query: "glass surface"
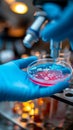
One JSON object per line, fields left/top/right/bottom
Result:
{"left": 27, "top": 58, "right": 72, "bottom": 86}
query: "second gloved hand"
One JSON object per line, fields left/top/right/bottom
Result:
{"left": 0, "top": 56, "right": 69, "bottom": 102}
{"left": 40, "top": 2, "right": 73, "bottom": 49}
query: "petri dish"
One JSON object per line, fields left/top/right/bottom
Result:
{"left": 27, "top": 58, "right": 72, "bottom": 86}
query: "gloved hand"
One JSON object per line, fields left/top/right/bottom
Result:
{"left": 0, "top": 56, "right": 69, "bottom": 102}
{"left": 40, "top": 1, "right": 73, "bottom": 49}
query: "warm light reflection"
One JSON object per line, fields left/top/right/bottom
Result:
{"left": 30, "top": 103, "right": 34, "bottom": 108}
{"left": 21, "top": 54, "right": 29, "bottom": 58}
{"left": 35, "top": 51, "right": 40, "bottom": 57}
{"left": 8, "top": 27, "right": 25, "bottom": 37}
{"left": 10, "top": 2, "right": 28, "bottom": 14}
{"left": 29, "top": 109, "right": 35, "bottom": 116}
{"left": 5, "top": 0, "right": 15, "bottom": 4}
{"left": 25, "top": 106, "right": 31, "bottom": 112}
{"left": 34, "top": 108, "right": 39, "bottom": 115}
{"left": 21, "top": 113, "right": 28, "bottom": 119}
{"left": 38, "top": 98, "right": 44, "bottom": 105}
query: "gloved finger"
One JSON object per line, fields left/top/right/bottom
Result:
{"left": 42, "top": 3, "right": 62, "bottom": 19}
{"left": 13, "top": 56, "right": 38, "bottom": 69}
{"left": 39, "top": 81, "right": 69, "bottom": 97}
{"left": 40, "top": 5, "right": 73, "bottom": 42}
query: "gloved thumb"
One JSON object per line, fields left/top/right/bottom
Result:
{"left": 13, "top": 56, "right": 38, "bottom": 69}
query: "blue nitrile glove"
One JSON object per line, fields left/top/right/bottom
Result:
{"left": 40, "top": 1, "right": 73, "bottom": 49}
{"left": 0, "top": 56, "right": 69, "bottom": 102}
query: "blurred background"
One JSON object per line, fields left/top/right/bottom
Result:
{"left": 0, "top": 0, "right": 51, "bottom": 64}
{"left": 0, "top": 0, "right": 73, "bottom": 130}
{"left": 0, "top": 0, "right": 70, "bottom": 64}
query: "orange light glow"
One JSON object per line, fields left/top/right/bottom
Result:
{"left": 30, "top": 103, "right": 34, "bottom": 108}
{"left": 5, "top": 0, "right": 15, "bottom": 4}
{"left": 35, "top": 51, "right": 40, "bottom": 57}
{"left": 21, "top": 54, "right": 29, "bottom": 58}
{"left": 21, "top": 113, "right": 28, "bottom": 119}
{"left": 22, "top": 106, "right": 31, "bottom": 112}
{"left": 38, "top": 99, "right": 44, "bottom": 105}
{"left": 29, "top": 109, "right": 34, "bottom": 116}
{"left": 10, "top": 2, "right": 28, "bottom": 14}
{"left": 34, "top": 108, "right": 39, "bottom": 115}
{"left": 8, "top": 27, "right": 25, "bottom": 37}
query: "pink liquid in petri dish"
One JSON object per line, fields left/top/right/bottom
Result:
{"left": 28, "top": 62, "right": 71, "bottom": 86}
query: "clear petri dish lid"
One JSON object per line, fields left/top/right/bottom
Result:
{"left": 27, "top": 58, "right": 73, "bottom": 86}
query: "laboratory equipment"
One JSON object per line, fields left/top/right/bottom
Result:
{"left": 23, "top": 0, "right": 68, "bottom": 60}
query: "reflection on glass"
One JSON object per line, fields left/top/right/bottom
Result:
{"left": 27, "top": 58, "right": 72, "bottom": 86}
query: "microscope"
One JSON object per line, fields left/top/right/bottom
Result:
{"left": 23, "top": 0, "right": 68, "bottom": 60}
